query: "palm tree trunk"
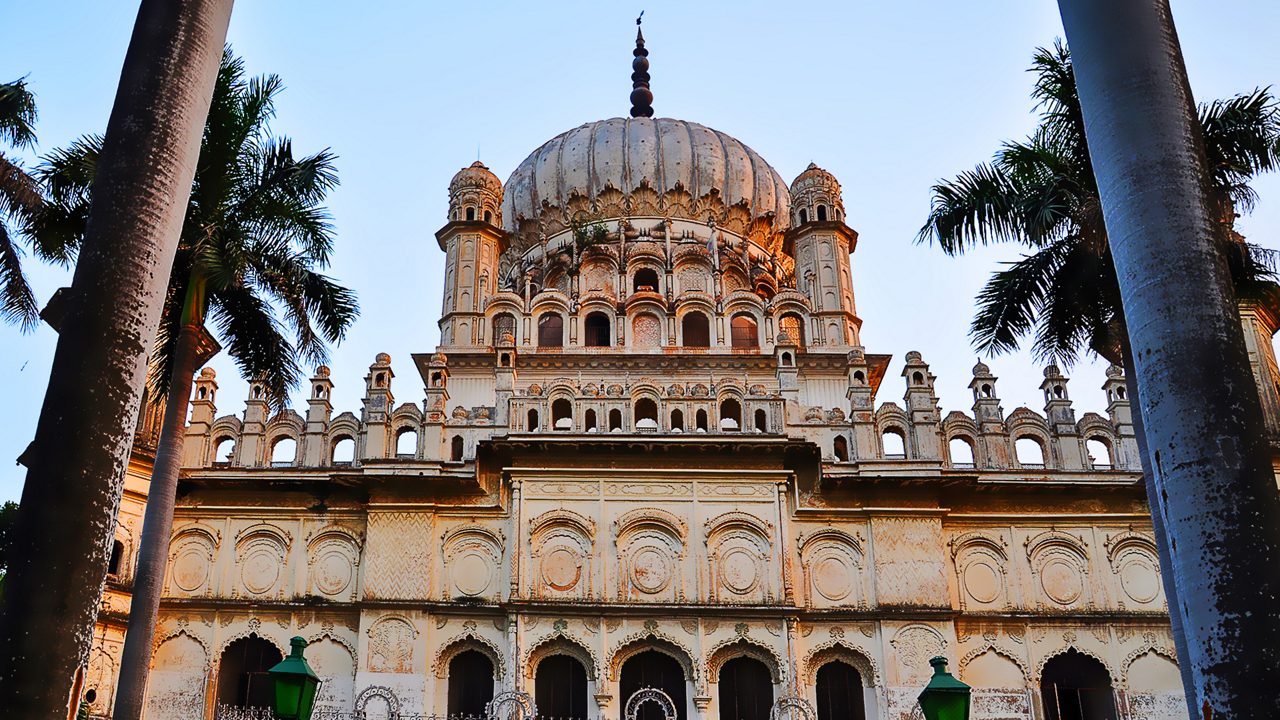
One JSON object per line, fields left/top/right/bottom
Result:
{"left": 1120, "top": 332, "right": 1197, "bottom": 717}
{"left": 112, "top": 315, "right": 216, "bottom": 720}
{"left": 1059, "top": 0, "right": 1280, "bottom": 714}
{"left": 0, "top": 2, "right": 233, "bottom": 718}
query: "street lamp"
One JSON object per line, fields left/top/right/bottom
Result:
{"left": 269, "top": 636, "right": 320, "bottom": 720}
{"left": 917, "top": 655, "right": 971, "bottom": 720}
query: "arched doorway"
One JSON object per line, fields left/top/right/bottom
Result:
{"left": 1041, "top": 650, "right": 1118, "bottom": 720}
{"left": 447, "top": 650, "right": 494, "bottom": 716}
{"left": 216, "top": 637, "right": 283, "bottom": 709}
{"left": 815, "top": 661, "right": 864, "bottom": 720}
{"left": 535, "top": 654, "right": 589, "bottom": 719}
{"left": 718, "top": 656, "right": 772, "bottom": 720}
{"left": 621, "top": 650, "right": 687, "bottom": 720}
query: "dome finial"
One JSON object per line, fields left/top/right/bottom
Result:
{"left": 630, "top": 12, "right": 654, "bottom": 118}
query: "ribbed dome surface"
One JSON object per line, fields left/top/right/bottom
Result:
{"left": 501, "top": 117, "right": 790, "bottom": 232}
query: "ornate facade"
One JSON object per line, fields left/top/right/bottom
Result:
{"left": 84, "top": 32, "right": 1280, "bottom": 720}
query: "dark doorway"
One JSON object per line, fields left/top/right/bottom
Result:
{"left": 621, "top": 650, "right": 686, "bottom": 720}
{"left": 682, "top": 312, "right": 711, "bottom": 348}
{"left": 815, "top": 661, "right": 864, "bottom": 720}
{"left": 216, "top": 637, "right": 283, "bottom": 709}
{"left": 447, "top": 650, "right": 495, "bottom": 716}
{"left": 538, "top": 313, "right": 564, "bottom": 347}
{"left": 584, "top": 312, "right": 612, "bottom": 347}
{"left": 718, "top": 656, "right": 773, "bottom": 720}
{"left": 535, "top": 655, "right": 589, "bottom": 720}
{"left": 1041, "top": 650, "right": 1119, "bottom": 720}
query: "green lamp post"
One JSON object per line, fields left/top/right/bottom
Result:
{"left": 269, "top": 636, "right": 321, "bottom": 720}
{"left": 917, "top": 656, "right": 971, "bottom": 720}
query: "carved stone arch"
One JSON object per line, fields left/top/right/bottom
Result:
{"left": 705, "top": 512, "right": 774, "bottom": 602}
{"left": 1076, "top": 412, "right": 1117, "bottom": 439}
{"left": 614, "top": 508, "right": 688, "bottom": 544}
{"left": 217, "top": 621, "right": 288, "bottom": 659}
{"left": 802, "top": 640, "right": 880, "bottom": 687}
{"left": 1033, "top": 644, "right": 1116, "bottom": 685}
{"left": 391, "top": 402, "right": 423, "bottom": 425}
{"left": 1025, "top": 530, "right": 1091, "bottom": 607}
{"left": 441, "top": 524, "right": 506, "bottom": 554}
{"left": 797, "top": 528, "right": 863, "bottom": 557}
{"left": 1121, "top": 640, "right": 1179, "bottom": 688}
{"left": 530, "top": 509, "right": 596, "bottom": 542}
{"left": 1024, "top": 530, "right": 1088, "bottom": 561}
{"left": 705, "top": 511, "right": 773, "bottom": 545}
{"left": 441, "top": 525, "right": 505, "bottom": 599}
{"left": 354, "top": 685, "right": 401, "bottom": 716}
{"left": 153, "top": 624, "right": 212, "bottom": 664}
{"left": 949, "top": 531, "right": 1009, "bottom": 561}
{"left": 307, "top": 629, "right": 358, "bottom": 666}
{"left": 1105, "top": 530, "right": 1163, "bottom": 605}
{"left": 530, "top": 510, "right": 595, "bottom": 597}
{"left": 523, "top": 630, "right": 599, "bottom": 681}
{"left": 306, "top": 524, "right": 364, "bottom": 552}
{"left": 305, "top": 526, "right": 362, "bottom": 598}
{"left": 625, "top": 687, "right": 677, "bottom": 720}
{"left": 235, "top": 522, "right": 292, "bottom": 551}
{"left": 608, "top": 631, "right": 698, "bottom": 686}
{"left": 167, "top": 524, "right": 220, "bottom": 595}
{"left": 530, "top": 291, "right": 572, "bottom": 315}
{"left": 434, "top": 632, "right": 507, "bottom": 680}
{"left": 798, "top": 529, "right": 866, "bottom": 607}
{"left": 707, "top": 636, "right": 785, "bottom": 684}
{"left": 1104, "top": 530, "right": 1157, "bottom": 565}
{"left": 958, "top": 643, "right": 1029, "bottom": 683}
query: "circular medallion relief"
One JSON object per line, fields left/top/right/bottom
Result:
{"left": 720, "top": 548, "right": 759, "bottom": 595}
{"left": 241, "top": 547, "right": 281, "bottom": 595}
{"left": 811, "top": 555, "right": 853, "bottom": 601}
{"left": 172, "top": 548, "right": 210, "bottom": 592}
{"left": 1040, "top": 558, "right": 1083, "bottom": 605}
{"left": 541, "top": 546, "right": 582, "bottom": 591}
{"left": 453, "top": 552, "right": 493, "bottom": 596}
{"left": 630, "top": 546, "right": 672, "bottom": 594}
{"left": 1119, "top": 556, "right": 1160, "bottom": 603}
{"left": 314, "top": 549, "right": 353, "bottom": 596}
{"left": 962, "top": 561, "right": 1001, "bottom": 604}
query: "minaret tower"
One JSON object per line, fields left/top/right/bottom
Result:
{"left": 787, "top": 163, "right": 861, "bottom": 348}
{"left": 436, "top": 161, "right": 507, "bottom": 347}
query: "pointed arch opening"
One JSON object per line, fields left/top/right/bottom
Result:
{"left": 447, "top": 650, "right": 494, "bottom": 716}
{"left": 620, "top": 650, "right": 687, "bottom": 720}
{"left": 718, "top": 656, "right": 773, "bottom": 720}
{"left": 216, "top": 637, "right": 282, "bottom": 709}
{"left": 534, "top": 654, "right": 589, "bottom": 720}
{"left": 816, "top": 660, "right": 864, "bottom": 720}
{"left": 1041, "top": 649, "right": 1117, "bottom": 720}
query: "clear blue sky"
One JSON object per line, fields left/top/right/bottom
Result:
{"left": 2, "top": 2, "right": 1278, "bottom": 502}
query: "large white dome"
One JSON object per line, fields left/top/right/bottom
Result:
{"left": 501, "top": 117, "right": 790, "bottom": 233}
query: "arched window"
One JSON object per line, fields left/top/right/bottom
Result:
{"left": 633, "top": 268, "right": 660, "bottom": 293}
{"left": 609, "top": 409, "right": 623, "bottom": 432}
{"left": 730, "top": 313, "right": 759, "bottom": 348}
{"left": 635, "top": 398, "right": 658, "bottom": 430}
{"left": 447, "top": 650, "right": 494, "bottom": 716}
{"left": 1086, "top": 437, "right": 1112, "bottom": 469}
{"left": 682, "top": 312, "right": 711, "bottom": 348}
{"left": 799, "top": 208, "right": 809, "bottom": 223}
{"left": 216, "top": 637, "right": 283, "bottom": 709}
{"left": 621, "top": 651, "right": 686, "bottom": 720}
{"left": 270, "top": 437, "right": 296, "bottom": 467}
{"left": 535, "top": 655, "right": 588, "bottom": 720}
{"left": 213, "top": 437, "right": 236, "bottom": 465}
{"left": 332, "top": 437, "right": 355, "bottom": 465}
{"left": 718, "top": 656, "right": 773, "bottom": 720}
{"left": 779, "top": 313, "right": 805, "bottom": 346}
{"left": 833, "top": 435, "right": 849, "bottom": 461}
{"left": 451, "top": 435, "right": 464, "bottom": 461}
{"left": 980, "top": 383, "right": 994, "bottom": 398}
{"left": 882, "top": 430, "right": 906, "bottom": 459}
{"left": 696, "top": 409, "right": 709, "bottom": 432}
{"left": 538, "top": 313, "right": 564, "bottom": 347}
{"left": 483, "top": 209, "right": 492, "bottom": 224}
{"left": 499, "top": 352, "right": 512, "bottom": 367}
{"left": 949, "top": 437, "right": 975, "bottom": 468}
{"left": 107, "top": 540, "right": 124, "bottom": 577}
{"left": 817, "top": 205, "right": 828, "bottom": 221}
{"left": 553, "top": 398, "right": 573, "bottom": 430}
{"left": 719, "top": 398, "right": 742, "bottom": 431}
{"left": 584, "top": 312, "right": 612, "bottom": 347}
{"left": 1041, "top": 650, "right": 1118, "bottom": 720}
{"left": 912, "top": 371, "right": 925, "bottom": 385}
{"left": 585, "top": 409, "right": 598, "bottom": 432}
{"left": 816, "top": 661, "right": 864, "bottom": 720}
{"left": 781, "top": 352, "right": 794, "bottom": 367}
{"left": 670, "top": 409, "right": 684, "bottom": 432}
{"left": 1015, "top": 436, "right": 1045, "bottom": 468}
{"left": 492, "top": 313, "right": 516, "bottom": 344}
{"left": 527, "top": 408, "right": 540, "bottom": 432}
{"left": 754, "top": 408, "right": 768, "bottom": 432}
{"left": 396, "top": 428, "right": 417, "bottom": 457}
{"left": 465, "top": 207, "right": 476, "bottom": 221}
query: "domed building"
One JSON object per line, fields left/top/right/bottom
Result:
{"left": 87, "top": 21, "right": 1279, "bottom": 720}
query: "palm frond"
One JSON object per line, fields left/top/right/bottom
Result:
{"left": 0, "top": 79, "right": 38, "bottom": 150}
{"left": 917, "top": 162, "right": 1025, "bottom": 253}
{"left": 0, "top": 152, "right": 42, "bottom": 218}
{"left": 0, "top": 220, "right": 38, "bottom": 330}
{"left": 209, "top": 284, "right": 300, "bottom": 410}
{"left": 970, "top": 238, "right": 1076, "bottom": 356}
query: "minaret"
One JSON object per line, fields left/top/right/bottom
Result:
{"left": 630, "top": 14, "right": 653, "bottom": 118}
{"left": 436, "top": 162, "right": 506, "bottom": 348}
{"left": 787, "top": 163, "right": 860, "bottom": 348}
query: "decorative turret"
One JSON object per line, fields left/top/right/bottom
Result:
{"left": 184, "top": 368, "right": 219, "bottom": 467}
{"left": 240, "top": 377, "right": 270, "bottom": 467}
{"left": 902, "top": 351, "right": 942, "bottom": 459}
{"left": 1041, "top": 365, "right": 1084, "bottom": 469}
{"left": 629, "top": 14, "right": 653, "bottom": 118}
{"left": 303, "top": 366, "right": 334, "bottom": 465}
{"left": 361, "top": 353, "right": 395, "bottom": 460}
{"left": 1103, "top": 364, "right": 1132, "bottom": 430}
{"left": 448, "top": 161, "right": 502, "bottom": 226}
{"left": 438, "top": 163, "right": 508, "bottom": 348}
{"left": 969, "top": 360, "right": 1010, "bottom": 468}
{"left": 786, "top": 163, "right": 860, "bottom": 348}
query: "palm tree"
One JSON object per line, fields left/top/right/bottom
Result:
{"left": 0, "top": 78, "right": 45, "bottom": 330}
{"left": 0, "top": 0, "right": 234, "bottom": 716}
{"left": 919, "top": 35, "right": 1280, "bottom": 712}
{"left": 30, "top": 49, "right": 358, "bottom": 720}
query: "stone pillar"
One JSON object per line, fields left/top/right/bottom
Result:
{"left": 1041, "top": 364, "right": 1084, "bottom": 469}
{"left": 239, "top": 378, "right": 269, "bottom": 467}
{"left": 969, "top": 361, "right": 1010, "bottom": 469}
{"left": 902, "top": 351, "right": 942, "bottom": 460}
{"left": 361, "top": 353, "right": 394, "bottom": 460}
{"left": 183, "top": 368, "right": 219, "bottom": 466}
{"left": 303, "top": 366, "right": 334, "bottom": 466}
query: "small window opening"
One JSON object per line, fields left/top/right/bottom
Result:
{"left": 633, "top": 268, "right": 660, "bottom": 293}
{"left": 853, "top": 370, "right": 865, "bottom": 383}
{"left": 538, "top": 313, "right": 564, "bottom": 347}
{"left": 696, "top": 409, "right": 709, "bottom": 432}
{"left": 981, "top": 383, "right": 993, "bottom": 398}
{"left": 107, "top": 540, "right": 124, "bottom": 577}
{"left": 799, "top": 208, "right": 808, "bottom": 224}
{"left": 585, "top": 409, "right": 598, "bottom": 432}
{"left": 882, "top": 430, "right": 906, "bottom": 459}
{"left": 609, "top": 408, "right": 623, "bottom": 432}
{"left": 1015, "top": 436, "right": 1046, "bottom": 468}
{"left": 584, "top": 312, "right": 612, "bottom": 347}
{"left": 332, "top": 437, "right": 355, "bottom": 465}
{"left": 1116, "top": 386, "right": 1127, "bottom": 400}
{"left": 500, "top": 353, "right": 511, "bottom": 367}
{"left": 252, "top": 385, "right": 263, "bottom": 399}
{"left": 466, "top": 207, "right": 475, "bottom": 221}
{"left": 912, "top": 371, "right": 924, "bottom": 385}
{"left": 635, "top": 398, "right": 659, "bottom": 431}
{"left": 670, "top": 409, "right": 684, "bottom": 432}
{"left": 719, "top": 398, "right": 742, "bottom": 431}
{"left": 949, "top": 437, "right": 975, "bottom": 468}
{"left": 730, "top": 313, "right": 759, "bottom": 349}
{"left": 451, "top": 435, "right": 465, "bottom": 461}
{"left": 493, "top": 313, "right": 516, "bottom": 345}
{"left": 396, "top": 429, "right": 418, "bottom": 457}
{"left": 817, "top": 205, "right": 828, "bottom": 221}
{"left": 1054, "top": 384, "right": 1065, "bottom": 399}
{"left": 782, "top": 352, "right": 794, "bottom": 367}
{"left": 833, "top": 435, "right": 849, "bottom": 461}
{"left": 271, "top": 437, "right": 297, "bottom": 467}
{"left": 527, "top": 409, "right": 540, "bottom": 432}
{"left": 198, "top": 387, "right": 208, "bottom": 399}
{"left": 754, "top": 408, "right": 768, "bottom": 432}
{"left": 431, "top": 371, "right": 443, "bottom": 387}
{"left": 682, "top": 312, "right": 711, "bottom": 348}
{"left": 552, "top": 398, "right": 573, "bottom": 430}
{"left": 1086, "top": 437, "right": 1113, "bottom": 469}
{"left": 483, "top": 210, "right": 492, "bottom": 223}
{"left": 213, "top": 437, "right": 236, "bottom": 465}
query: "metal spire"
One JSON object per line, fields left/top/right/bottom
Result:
{"left": 630, "top": 12, "right": 654, "bottom": 118}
